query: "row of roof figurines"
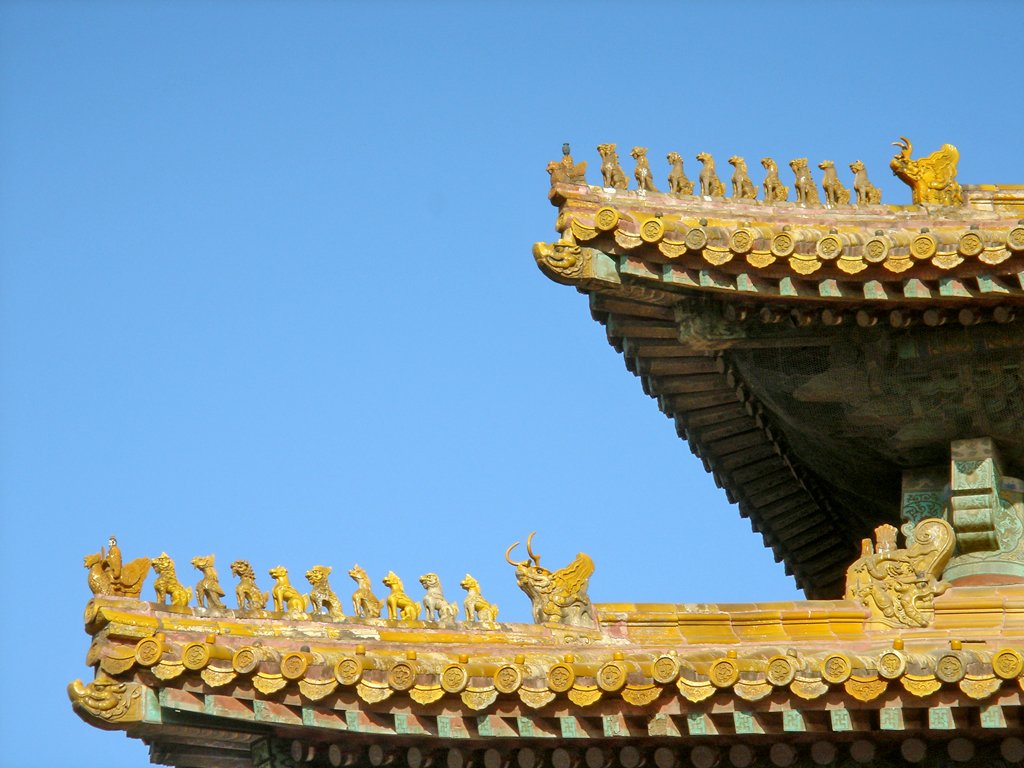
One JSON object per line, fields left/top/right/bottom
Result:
{"left": 548, "top": 137, "right": 963, "bottom": 207}
{"left": 84, "top": 533, "right": 598, "bottom": 628}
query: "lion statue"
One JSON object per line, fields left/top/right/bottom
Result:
{"left": 151, "top": 552, "right": 192, "bottom": 608}
{"left": 761, "top": 157, "right": 789, "bottom": 202}
{"left": 419, "top": 572, "right": 458, "bottom": 622}
{"left": 269, "top": 566, "right": 308, "bottom": 618}
{"left": 460, "top": 574, "right": 498, "bottom": 622}
{"left": 728, "top": 156, "right": 757, "bottom": 200}
{"left": 348, "top": 564, "right": 382, "bottom": 619}
{"left": 306, "top": 565, "right": 345, "bottom": 620}
{"left": 666, "top": 152, "right": 694, "bottom": 196}
{"left": 695, "top": 152, "right": 725, "bottom": 197}
{"left": 818, "top": 160, "right": 851, "bottom": 206}
{"left": 191, "top": 554, "right": 226, "bottom": 610}
{"left": 382, "top": 571, "right": 420, "bottom": 621}
{"left": 230, "top": 559, "right": 268, "bottom": 612}
{"left": 597, "top": 143, "right": 628, "bottom": 190}
{"left": 790, "top": 158, "right": 821, "bottom": 205}
{"left": 850, "top": 160, "right": 882, "bottom": 205}
{"left": 630, "top": 146, "right": 658, "bottom": 193}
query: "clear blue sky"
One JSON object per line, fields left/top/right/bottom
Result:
{"left": 2, "top": 3, "right": 1022, "bottom": 766}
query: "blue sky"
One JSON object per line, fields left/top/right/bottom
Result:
{"left": 2, "top": 3, "right": 1023, "bottom": 766}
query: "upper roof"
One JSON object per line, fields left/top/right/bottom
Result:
{"left": 536, "top": 143, "right": 1024, "bottom": 597}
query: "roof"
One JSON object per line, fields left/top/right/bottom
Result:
{"left": 536, "top": 147, "right": 1024, "bottom": 598}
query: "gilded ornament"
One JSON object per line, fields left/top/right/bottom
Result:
{"left": 519, "top": 688, "right": 556, "bottom": 709}
{"left": 68, "top": 676, "right": 145, "bottom": 725}
{"left": 597, "top": 144, "right": 629, "bottom": 190}
{"left": 420, "top": 573, "right": 458, "bottom": 622}
{"left": 269, "top": 566, "right": 308, "bottom": 617}
{"left": 533, "top": 241, "right": 590, "bottom": 284}
{"left": 441, "top": 664, "right": 469, "bottom": 694}
{"left": 613, "top": 229, "right": 642, "bottom": 250}
{"left": 621, "top": 686, "right": 660, "bottom": 707}
{"left": 135, "top": 636, "right": 164, "bottom": 668}
{"left": 191, "top": 555, "right": 225, "bottom": 610}
{"left": 770, "top": 232, "right": 796, "bottom": 258}
{"left": 790, "top": 158, "right": 820, "bottom": 205}
{"left": 594, "top": 207, "right": 619, "bottom": 232}
{"left": 910, "top": 232, "right": 938, "bottom": 259}
{"left": 702, "top": 246, "right": 733, "bottom": 267}
{"left": 844, "top": 518, "right": 954, "bottom": 628}
{"left": 765, "top": 656, "right": 796, "bottom": 687}
{"left": 676, "top": 678, "right": 715, "bottom": 702}
{"left": 631, "top": 147, "right": 658, "bottom": 193}
{"left": 298, "top": 677, "right": 338, "bottom": 701}
{"left": 818, "top": 161, "right": 850, "bottom": 206}
{"left": 307, "top": 565, "right": 345, "bottom": 620}
{"left": 992, "top": 648, "right": 1024, "bottom": 680}
{"left": 958, "top": 231, "right": 985, "bottom": 257}
{"left": 652, "top": 655, "right": 681, "bottom": 685}
{"left": 863, "top": 236, "right": 889, "bottom": 263}
{"left": 84, "top": 536, "right": 150, "bottom": 599}
{"left": 100, "top": 647, "right": 137, "bottom": 676}
{"left": 183, "top": 641, "right": 213, "bottom": 671}
{"left": 728, "top": 157, "right": 757, "bottom": 200}
{"left": 231, "top": 560, "right": 269, "bottom": 613}
{"left": 547, "top": 144, "right": 587, "bottom": 187}
{"left": 931, "top": 251, "right": 963, "bottom": 270}
{"left": 844, "top": 675, "right": 887, "bottom": 702}
{"left": 850, "top": 160, "right": 882, "bottom": 205}
{"left": 821, "top": 654, "right": 852, "bottom": 684}
{"left": 494, "top": 665, "right": 522, "bottom": 694}
{"left": 409, "top": 686, "right": 445, "bottom": 705}
{"left": 348, "top": 564, "right": 382, "bottom": 619}
{"left": 684, "top": 228, "right": 708, "bottom": 252}
{"left": 876, "top": 650, "right": 907, "bottom": 680}
{"left": 461, "top": 574, "right": 499, "bottom": 622}
{"left": 640, "top": 217, "right": 665, "bottom": 244}
{"left": 570, "top": 218, "right": 598, "bottom": 241}
{"left": 959, "top": 675, "right": 1001, "bottom": 700}
{"left": 815, "top": 234, "right": 843, "bottom": 260}
{"left": 356, "top": 680, "right": 394, "bottom": 704}
{"left": 547, "top": 663, "right": 575, "bottom": 693}
{"left": 1007, "top": 225, "right": 1024, "bottom": 252}
{"left": 280, "top": 652, "right": 310, "bottom": 680}
{"left": 597, "top": 661, "right": 628, "bottom": 693}
{"left": 334, "top": 656, "right": 364, "bottom": 686}
{"left": 388, "top": 661, "right": 416, "bottom": 691}
{"left": 660, "top": 240, "right": 688, "bottom": 259}
{"left": 936, "top": 653, "right": 965, "bottom": 683}
{"left": 253, "top": 674, "right": 292, "bottom": 698}
{"left": 695, "top": 152, "right": 726, "bottom": 197}
{"left": 567, "top": 687, "right": 602, "bottom": 707}
{"left": 382, "top": 571, "right": 421, "bottom": 621}
{"left": 735, "top": 681, "right": 773, "bottom": 701}
{"left": 790, "top": 678, "right": 828, "bottom": 700}
{"left": 708, "top": 658, "right": 739, "bottom": 688}
{"left": 200, "top": 667, "right": 236, "bottom": 688}
{"left": 761, "top": 158, "right": 789, "bottom": 203}
{"left": 883, "top": 256, "right": 913, "bottom": 273}
{"left": 836, "top": 255, "right": 867, "bottom": 274}
{"left": 901, "top": 674, "right": 941, "bottom": 697}
{"left": 666, "top": 152, "right": 694, "bottom": 196}
{"left": 788, "top": 256, "right": 822, "bottom": 275}
{"left": 151, "top": 660, "right": 185, "bottom": 681}
{"left": 890, "top": 137, "right": 962, "bottom": 206}
{"left": 506, "top": 533, "right": 595, "bottom": 628}
{"left": 152, "top": 553, "right": 193, "bottom": 608}
{"left": 232, "top": 646, "right": 262, "bottom": 675}
{"left": 729, "top": 229, "right": 754, "bottom": 255}
{"left": 461, "top": 688, "right": 498, "bottom": 710}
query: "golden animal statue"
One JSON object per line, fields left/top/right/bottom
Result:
{"left": 695, "top": 152, "right": 726, "bottom": 197}
{"left": 382, "top": 571, "right": 421, "bottom": 621}
{"left": 817, "top": 160, "right": 851, "bottom": 206}
{"left": 419, "top": 572, "right": 458, "bottom": 622}
{"left": 666, "top": 152, "right": 694, "bottom": 196}
{"left": 460, "top": 574, "right": 499, "bottom": 622}
{"left": 306, "top": 565, "right": 345, "bottom": 620}
{"left": 230, "top": 559, "right": 268, "bottom": 612}
{"left": 547, "top": 143, "right": 587, "bottom": 186}
{"left": 849, "top": 160, "right": 882, "bottom": 205}
{"left": 84, "top": 536, "right": 149, "bottom": 598}
{"left": 348, "top": 564, "right": 382, "bottom": 619}
{"left": 790, "top": 158, "right": 821, "bottom": 205}
{"left": 596, "top": 143, "right": 628, "bottom": 190}
{"left": 506, "top": 532, "right": 595, "bottom": 628}
{"left": 151, "top": 553, "right": 192, "bottom": 608}
{"left": 890, "top": 136, "right": 962, "bottom": 205}
{"left": 845, "top": 518, "right": 955, "bottom": 628}
{"left": 191, "top": 554, "right": 225, "bottom": 610}
{"left": 728, "top": 156, "right": 758, "bottom": 200}
{"left": 67, "top": 673, "right": 144, "bottom": 724}
{"left": 268, "top": 566, "right": 308, "bottom": 617}
{"left": 630, "top": 146, "right": 659, "bottom": 193}
{"left": 760, "top": 157, "right": 789, "bottom": 202}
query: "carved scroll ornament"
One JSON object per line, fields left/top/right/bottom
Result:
{"left": 845, "top": 518, "right": 955, "bottom": 628}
